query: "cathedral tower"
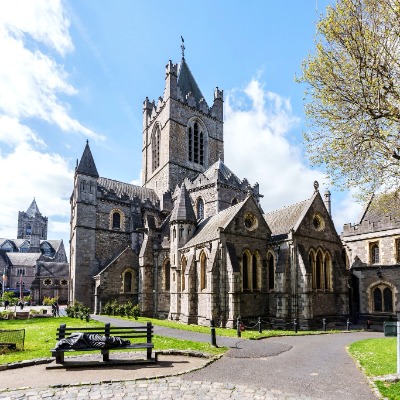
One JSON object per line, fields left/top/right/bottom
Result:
{"left": 17, "top": 199, "right": 48, "bottom": 252}
{"left": 142, "top": 49, "right": 224, "bottom": 204}
{"left": 70, "top": 141, "right": 99, "bottom": 306}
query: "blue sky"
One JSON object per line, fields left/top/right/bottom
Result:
{"left": 0, "top": 0, "right": 363, "bottom": 257}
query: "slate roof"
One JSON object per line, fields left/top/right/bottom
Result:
{"left": 358, "top": 194, "right": 400, "bottom": 224}
{"left": 0, "top": 239, "right": 61, "bottom": 252}
{"left": 203, "top": 159, "right": 242, "bottom": 186}
{"left": 171, "top": 183, "right": 196, "bottom": 223}
{"left": 77, "top": 141, "right": 99, "bottom": 178}
{"left": 182, "top": 201, "right": 244, "bottom": 248}
{"left": 97, "top": 177, "right": 159, "bottom": 205}
{"left": 7, "top": 253, "right": 42, "bottom": 266}
{"left": 26, "top": 198, "right": 41, "bottom": 217}
{"left": 177, "top": 58, "right": 206, "bottom": 107}
{"left": 264, "top": 198, "right": 312, "bottom": 236}
{"left": 36, "top": 261, "right": 69, "bottom": 277}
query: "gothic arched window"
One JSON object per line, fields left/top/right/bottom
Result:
{"left": 370, "top": 243, "right": 380, "bottom": 264}
{"left": 188, "top": 120, "right": 205, "bottom": 166}
{"left": 112, "top": 212, "right": 121, "bottom": 229}
{"left": 231, "top": 198, "right": 239, "bottom": 206}
{"left": 200, "top": 252, "right": 207, "bottom": 290}
{"left": 316, "top": 251, "right": 323, "bottom": 290}
{"left": 26, "top": 224, "right": 32, "bottom": 235}
{"left": 197, "top": 198, "right": 204, "bottom": 220}
{"left": 242, "top": 252, "right": 251, "bottom": 291}
{"left": 384, "top": 287, "right": 393, "bottom": 312}
{"left": 252, "top": 253, "right": 258, "bottom": 290}
{"left": 181, "top": 257, "right": 187, "bottom": 291}
{"left": 324, "top": 252, "right": 332, "bottom": 290}
{"left": 373, "top": 287, "right": 382, "bottom": 312}
{"left": 268, "top": 252, "right": 275, "bottom": 290}
{"left": 152, "top": 126, "right": 161, "bottom": 172}
{"left": 124, "top": 271, "right": 133, "bottom": 292}
{"left": 164, "top": 260, "right": 170, "bottom": 291}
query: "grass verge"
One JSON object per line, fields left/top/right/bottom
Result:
{"left": 0, "top": 317, "right": 225, "bottom": 365}
{"left": 348, "top": 337, "right": 399, "bottom": 400}
{"left": 109, "top": 315, "right": 343, "bottom": 339}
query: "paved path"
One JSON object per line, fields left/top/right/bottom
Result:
{"left": 0, "top": 315, "right": 382, "bottom": 399}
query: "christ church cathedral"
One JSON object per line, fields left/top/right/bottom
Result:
{"left": 69, "top": 49, "right": 350, "bottom": 328}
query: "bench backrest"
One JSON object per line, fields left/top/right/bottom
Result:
{"left": 56, "top": 322, "right": 153, "bottom": 344}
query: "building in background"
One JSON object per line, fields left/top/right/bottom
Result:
{"left": 342, "top": 195, "right": 400, "bottom": 324}
{"left": 0, "top": 199, "right": 69, "bottom": 303}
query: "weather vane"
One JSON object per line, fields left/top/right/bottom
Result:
{"left": 181, "top": 36, "right": 185, "bottom": 58}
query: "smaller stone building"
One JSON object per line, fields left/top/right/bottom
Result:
{"left": 0, "top": 200, "right": 69, "bottom": 303}
{"left": 342, "top": 195, "right": 400, "bottom": 323}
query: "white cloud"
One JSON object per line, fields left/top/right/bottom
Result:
{"left": 0, "top": 143, "right": 73, "bottom": 241}
{"left": 224, "top": 79, "right": 363, "bottom": 232}
{"left": 0, "top": 1, "right": 104, "bottom": 141}
{"left": 0, "top": 0, "right": 102, "bottom": 258}
{"left": 225, "top": 79, "right": 326, "bottom": 212}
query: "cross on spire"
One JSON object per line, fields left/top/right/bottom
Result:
{"left": 181, "top": 36, "right": 185, "bottom": 58}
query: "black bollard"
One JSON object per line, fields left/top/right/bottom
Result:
{"left": 294, "top": 318, "right": 298, "bottom": 333}
{"left": 210, "top": 319, "right": 217, "bottom": 347}
{"left": 258, "top": 317, "right": 262, "bottom": 333}
{"left": 346, "top": 318, "right": 351, "bottom": 331}
{"left": 237, "top": 317, "right": 241, "bottom": 338}
{"left": 367, "top": 320, "right": 371, "bottom": 330}
{"left": 323, "top": 318, "right": 326, "bottom": 332}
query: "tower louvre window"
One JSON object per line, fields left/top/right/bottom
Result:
{"left": 152, "top": 127, "right": 161, "bottom": 172}
{"left": 188, "top": 120, "right": 205, "bottom": 166}
{"left": 188, "top": 127, "right": 192, "bottom": 161}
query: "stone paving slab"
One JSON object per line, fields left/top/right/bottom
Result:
{"left": 0, "top": 353, "right": 211, "bottom": 391}
{"left": 0, "top": 378, "right": 321, "bottom": 400}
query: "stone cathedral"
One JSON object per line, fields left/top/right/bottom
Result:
{"left": 70, "top": 51, "right": 349, "bottom": 328}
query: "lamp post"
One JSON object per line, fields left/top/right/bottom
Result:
{"left": 396, "top": 302, "right": 400, "bottom": 374}
{"left": 153, "top": 241, "right": 159, "bottom": 319}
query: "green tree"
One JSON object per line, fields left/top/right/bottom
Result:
{"left": 299, "top": 0, "right": 400, "bottom": 200}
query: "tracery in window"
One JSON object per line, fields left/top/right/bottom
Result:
{"left": 310, "top": 249, "right": 332, "bottom": 291}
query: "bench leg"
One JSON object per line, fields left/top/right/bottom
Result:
{"left": 102, "top": 349, "right": 109, "bottom": 362}
{"left": 55, "top": 352, "right": 64, "bottom": 364}
{"left": 147, "top": 347, "right": 152, "bottom": 360}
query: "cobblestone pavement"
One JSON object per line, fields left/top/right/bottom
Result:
{"left": 0, "top": 378, "right": 321, "bottom": 399}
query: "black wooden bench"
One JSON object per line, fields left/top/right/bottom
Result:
{"left": 49, "top": 322, "right": 157, "bottom": 367}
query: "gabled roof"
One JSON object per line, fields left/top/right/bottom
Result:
{"left": 170, "top": 183, "right": 196, "bottom": 223}
{"left": 26, "top": 198, "right": 41, "bottom": 217}
{"left": 77, "top": 141, "right": 99, "bottom": 178}
{"left": 182, "top": 201, "right": 245, "bottom": 248}
{"left": 7, "top": 252, "right": 41, "bottom": 266}
{"left": 264, "top": 197, "right": 313, "bottom": 236}
{"left": 97, "top": 177, "right": 159, "bottom": 205}
{"left": 41, "top": 240, "right": 62, "bottom": 252}
{"left": 177, "top": 58, "right": 206, "bottom": 107}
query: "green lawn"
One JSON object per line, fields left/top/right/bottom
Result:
{"left": 121, "top": 315, "right": 342, "bottom": 339}
{"left": 348, "top": 337, "right": 400, "bottom": 400}
{"left": 0, "top": 317, "right": 224, "bottom": 365}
